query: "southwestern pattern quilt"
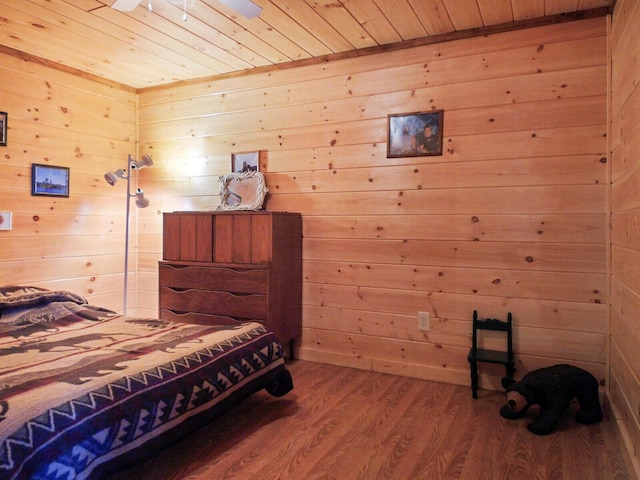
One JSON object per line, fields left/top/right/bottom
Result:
{"left": 0, "top": 286, "right": 293, "bottom": 479}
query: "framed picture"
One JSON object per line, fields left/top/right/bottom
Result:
{"left": 387, "top": 110, "right": 444, "bottom": 157}
{"left": 232, "top": 151, "right": 259, "bottom": 173}
{"left": 31, "top": 163, "right": 70, "bottom": 197}
{"left": 0, "top": 112, "right": 7, "bottom": 147}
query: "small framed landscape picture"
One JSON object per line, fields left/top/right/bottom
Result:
{"left": 31, "top": 163, "right": 70, "bottom": 197}
{"left": 0, "top": 112, "right": 7, "bottom": 146}
{"left": 387, "top": 110, "right": 444, "bottom": 158}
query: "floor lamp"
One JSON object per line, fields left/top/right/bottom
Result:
{"left": 104, "top": 154, "right": 153, "bottom": 313}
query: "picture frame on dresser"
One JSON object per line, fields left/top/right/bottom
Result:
{"left": 232, "top": 151, "right": 259, "bottom": 173}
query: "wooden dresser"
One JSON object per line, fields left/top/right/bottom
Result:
{"left": 159, "top": 211, "right": 302, "bottom": 351}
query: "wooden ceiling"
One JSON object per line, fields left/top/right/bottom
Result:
{"left": 0, "top": 0, "right": 612, "bottom": 90}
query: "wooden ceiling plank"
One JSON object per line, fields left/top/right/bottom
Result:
{"left": 90, "top": 7, "right": 240, "bottom": 76}
{"left": 303, "top": 0, "right": 378, "bottom": 49}
{"left": 546, "top": 0, "right": 580, "bottom": 16}
{"left": 92, "top": 1, "right": 243, "bottom": 75}
{"left": 0, "top": 1, "right": 151, "bottom": 86}
{"left": 114, "top": 0, "right": 267, "bottom": 69}
{"left": 25, "top": 0, "right": 210, "bottom": 83}
{"left": 42, "top": 0, "right": 227, "bottom": 79}
{"left": 339, "top": 0, "right": 403, "bottom": 45}
{"left": 578, "top": 0, "right": 612, "bottom": 7}
{"left": 512, "top": 0, "right": 545, "bottom": 20}
{"left": 273, "top": 1, "right": 355, "bottom": 53}
{"left": 92, "top": 0, "right": 262, "bottom": 72}
{"left": 63, "top": 0, "right": 107, "bottom": 10}
{"left": 373, "top": 0, "right": 429, "bottom": 40}
{"left": 477, "top": 0, "right": 515, "bottom": 26}
{"left": 202, "top": 0, "right": 312, "bottom": 62}
{"left": 256, "top": 1, "right": 334, "bottom": 56}
{"left": 441, "top": 0, "right": 484, "bottom": 31}
{"left": 408, "top": 0, "right": 455, "bottom": 36}
{"left": 178, "top": 1, "right": 290, "bottom": 65}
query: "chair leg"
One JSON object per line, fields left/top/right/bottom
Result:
{"left": 501, "top": 364, "right": 516, "bottom": 389}
{"left": 506, "top": 364, "right": 515, "bottom": 383}
{"left": 470, "top": 361, "right": 478, "bottom": 399}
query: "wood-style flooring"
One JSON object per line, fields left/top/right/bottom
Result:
{"left": 108, "top": 360, "right": 635, "bottom": 480}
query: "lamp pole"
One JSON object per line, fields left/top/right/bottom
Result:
{"left": 123, "top": 154, "right": 133, "bottom": 313}
{"left": 104, "top": 153, "right": 153, "bottom": 315}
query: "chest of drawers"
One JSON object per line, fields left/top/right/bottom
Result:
{"left": 159, "top": 211, "right": 302, "bottom": 350}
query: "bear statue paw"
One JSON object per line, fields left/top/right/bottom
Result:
{"left": 499, "top": 404, "right": 529, "bottom": 420}
{"left": 575, "top": 409, "right": 603, "bottom": 425}
{"left": 527, "top": 420, "right": 555, "bottom": 436}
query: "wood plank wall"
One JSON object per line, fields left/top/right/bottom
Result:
{"left": 0, "top": 52, "right": 137, "bottom": 312}
{"left": 136, "top": 17, "right": 609, "bottom": 390}
{"left": 609, "top": 0, "right": 640, "bottom": 475}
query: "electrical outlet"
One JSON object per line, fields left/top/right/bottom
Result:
{"left": 418, "top": 311, "right": 430, "bottom": 331}
{"left": 0, "top": 212, "right": 12, "bottom": 231}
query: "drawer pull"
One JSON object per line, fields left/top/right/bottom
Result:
{"left": 166, "top": 264, "right": 190, "bottom": 270}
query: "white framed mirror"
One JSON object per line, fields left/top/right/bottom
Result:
{"left": 217, "top": 171, "right": 268, "bottom": 210}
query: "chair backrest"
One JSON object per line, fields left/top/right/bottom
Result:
{"left": 471, "top": 310, "right": 513, "bottom": 353}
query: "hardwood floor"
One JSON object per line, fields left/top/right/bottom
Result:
{"left": 108, "top": 360, "right": 635, "bottom": 480}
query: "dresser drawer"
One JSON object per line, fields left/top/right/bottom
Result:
{"left": 159, "top": 263, "right": 267, "bottom": 294}
{"left": 159, "top": 309, "right": 263, "bottom": 326}
{"left": 159, "top": 287, "right": 266, "bottom": 320}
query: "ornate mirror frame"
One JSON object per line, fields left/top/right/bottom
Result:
{"left": 217, "top": 171, "right": 268, "bottom": 211}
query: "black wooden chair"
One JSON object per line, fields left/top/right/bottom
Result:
{"left": 467, "top": 310, "right": 515, "bottom": 399}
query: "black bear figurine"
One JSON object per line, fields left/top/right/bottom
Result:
{"left": 499, "top": 364, "right": 602, "bottom": 435}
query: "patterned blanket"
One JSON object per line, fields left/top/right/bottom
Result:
{"left": 0, "top": 286, "right": 292, "bottom": 479}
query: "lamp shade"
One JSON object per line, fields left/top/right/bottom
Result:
{"left": 135, "top": 189, "right": 150, "bottom": 208}
{"left": 132, "top": 155, "right": 153, "bottom": 170}
{"left": 104, "top": 169, "right": 126, "bottom": 186}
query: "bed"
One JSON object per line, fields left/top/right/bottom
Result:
{"left": 0, "top": 285, "right": 293, "bottom": 480}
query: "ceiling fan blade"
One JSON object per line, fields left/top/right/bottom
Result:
{"left": 111, "top": 0, "right": 261, "bottom": 19}
{"left": 218, "top": 0, "right": 262, "bottom": 18}
{"left": 111, "top": 0, "right": 143, "bottom": 11}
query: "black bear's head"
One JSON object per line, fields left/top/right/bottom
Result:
{"left": 505, "top": 390, "right": 529, "bottom": 413}
{"left": 504, "top": 380, "right": 538, "bottom": 413}
{"left": 499, "top": 383, "right": 533, "bottom": 421}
